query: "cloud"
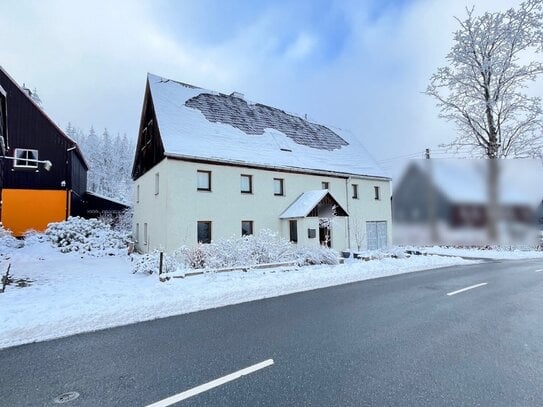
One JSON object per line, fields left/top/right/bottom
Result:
{"left": 0, "top": 0, "right": 540, "bottom": 181}
{"left": 284, "top": 32, "right": 318, "bottom": 60}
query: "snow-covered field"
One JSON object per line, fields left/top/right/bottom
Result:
{"left": 421, "top": 246, "right": 543, "bottom": 259}
{"left": 0, "top": 241, "right": 477, "bottom": 349}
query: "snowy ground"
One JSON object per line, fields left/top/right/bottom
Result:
{"left": 0, "top": 241, "right": 478, "bottom": 350}
{"left": 421, "top": 246, "right": 543, "bottom": 259}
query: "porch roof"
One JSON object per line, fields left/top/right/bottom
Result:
{"left": 279, "top": 190, "right": 349, "bottom": 219}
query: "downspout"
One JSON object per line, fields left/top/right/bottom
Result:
{"left": 345, "top": 177, "right": 351, "bottom": 250}
{"left": 65, "top": 146, "right": 76, "bottom": 219}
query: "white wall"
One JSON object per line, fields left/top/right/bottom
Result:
{"left": 133, "top": 158, "right": 392, "bottom": 253}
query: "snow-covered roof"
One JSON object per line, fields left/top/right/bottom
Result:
{"left": 85, "top": 191, "right": 130, "bottom": 208}
{"left": 147, "top": 73, "right": 388, "bottom": 178}
{"left": 412, "top": 160, "right": 530, "bottom": 205}
{"left": 279, "top": 190, "right": 350, "bottom": 219}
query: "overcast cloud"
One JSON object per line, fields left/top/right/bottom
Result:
{"left": 0, "top": 0, "right": 540, "bottom": 179}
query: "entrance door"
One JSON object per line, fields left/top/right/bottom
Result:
{"left": 319, "top": 222, "right": 331, "bottom": 247}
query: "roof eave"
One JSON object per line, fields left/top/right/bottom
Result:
{"left": 163, "top": 152, "right": 391, "bottom": 181}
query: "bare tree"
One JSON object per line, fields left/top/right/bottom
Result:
{"left": 425, "top": 0, "right": 543, "bottom": 240}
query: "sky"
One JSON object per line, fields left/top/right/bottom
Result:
{"left": 0, "top": 0, "right": 541, "bottom": 180}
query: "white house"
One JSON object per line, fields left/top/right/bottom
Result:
{"left": 132, "top": 73, "right": 391, "bottom": 253}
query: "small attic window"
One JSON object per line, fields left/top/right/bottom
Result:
{"left": 14, "top": 148, "right": 38, "bottom": 169}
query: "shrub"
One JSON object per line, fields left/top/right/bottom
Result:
{"left": 296, "top": 245, "right": 339, "bottom": 265}
{"left": 168, "top": 230, "right": 337, "bottom": 270}
{"left": 45, "top": 216, "right": 129, "bottom": 255}
{"left": 133, "top": 250, "right": 178, "bottom": 275}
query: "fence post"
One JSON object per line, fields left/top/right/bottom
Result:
{"left": 159, "top": 251, "right": 164, "bottom": 276}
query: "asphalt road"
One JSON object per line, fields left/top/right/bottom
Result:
{"left": 2, "top": 258, "right": 543, "bottom": 406}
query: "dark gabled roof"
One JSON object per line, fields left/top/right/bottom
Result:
{"left": 85, "top": 191, "right": 130, "bottom": 212}
{"left": 146, "top": 73, "right": 388, "bottom": 179}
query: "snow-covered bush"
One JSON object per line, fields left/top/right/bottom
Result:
{"left": 133, "top": 250, "right": 178, "bottom": 275}
{"left": 174, "top": 244, "right": 207, "bottom": 269}
{"left": 45, "top": 216, "right": 129, "bottom": 255}
{"left": 170, "top": 230, "right": 337, "bottom": 270}
{"left": 0, "top": 226, "right": 23, "bottom": 252}
{"left": 99, "top": 209, "right": 132, "bottom": 233}
{"left": 296, "top": 245, "right": 339, "bottom": 265}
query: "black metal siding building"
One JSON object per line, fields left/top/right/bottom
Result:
{"left": 0, "top": 66, "right": 89, "bottom": 235}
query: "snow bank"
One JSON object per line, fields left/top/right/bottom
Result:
{"left": 0, "top": 240, "right": 477, "bottom": 349}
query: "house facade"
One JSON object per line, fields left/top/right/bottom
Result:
{"left": 132, "top": 74, "right": 391, "bottom": 253}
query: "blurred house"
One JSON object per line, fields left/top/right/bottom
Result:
{"left": 392, "top": 160, "right": 536, "bottom": 245}
{"left": 536, "top": 200, "right": 543, "bottom": 230}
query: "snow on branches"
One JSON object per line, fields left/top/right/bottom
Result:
{"left": 65, "top": 124, "right": 134, "bottom": 204}
{"left": 132, "top": 229, "right": 340, "bottom": 275}
{"left": 45, "top": 217, "right": 130, "bottom": 255}
{"left": 426, "top": 0, "right": 543, "bottom": 159}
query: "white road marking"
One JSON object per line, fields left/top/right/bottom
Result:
{"left": 145, "top": 359, "right": 274, "bottom": 407}
{"left": 535, "top": 269, "right": 543, "bottom": 272}
{"left": 447, "top": 282, "right": 488, "bottom": 296}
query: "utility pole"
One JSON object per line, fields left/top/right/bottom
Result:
{"left": 425, "top": 148, "right": 438, "bottom": 243}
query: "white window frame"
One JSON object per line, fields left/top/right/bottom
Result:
{"left": 13, "top": 148, "right": 39, "bottom": 169}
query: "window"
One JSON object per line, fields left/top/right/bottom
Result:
{"left": 289, "top": 220, "right": 298, "bottom": 243}
{"left": 274, "top": 178, "right": 284, "bottom": 196}
{"left": 135, "top": 223, "right": 139, "bottom": 243}
{"left": 197, "top": 221, "right": 212, "bottom": 243}
{"left": 352, "top": 184, "right": 359, "bottom": 199}
{"left": 143, "top": 223, "right": 148, "bottom": 245}
{"left": 154, "top": 173, "right": 159, "bottom": 195}
{"left": 142, "top": 119, "right": 153, "bottom": 147}
{"left": 322, "top": 182, "right": 329, "bottom": 190}
{"left": 374, "top": 186, "right": 380, "bottom": 200}
{"left": 241, "top": 174, "right": 253, "bottom": 193}
{"left": 197, "top": 170, "right": 211, "bottom": 191}
{"left": 14, "top": 148, "right": 38, "bottom": 169}
{"left": 241, "top": 220, "right": 253, "bottom": 236}
{"left": 136, "top": 185, "right": 140, "bottom": 203}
